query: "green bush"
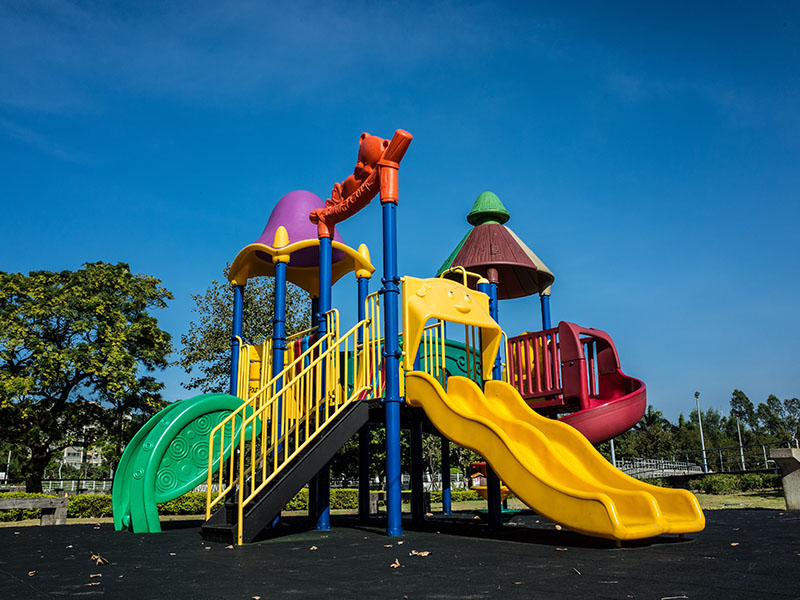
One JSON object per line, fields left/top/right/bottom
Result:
{"left": 285, "top": 488, "right": 308, "bottom": 511}
{"left": 429, "top": 489, "right": 482, "bottom": 503}
{"left": 67, "top": 494, "right": 112, "bottom": 518}
{"left": 158, "top": 492, "right": 216, "bottom": 516}
{"left": 0, "top": 492, "right": 57, "bottom": 522}
{"left": 688, "top": 473, "right": 782, "bottom": 495}
{"left": 642, "top": 478, "right": 667, "bottom": 488}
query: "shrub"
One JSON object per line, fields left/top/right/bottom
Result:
{"left": 68, "top": 494, "right": 112, "bottom": 518}
{"left": 430, "top": 489, "right": 482, "bottom": 503}
{"left": 285, "top": 488, "right": 308, "bottom": 511}
{"left": 158, "top": 492, "right": 215, "bottom": 516}
{"left": 688, "top": 473, "right": 783, "bottom": 495}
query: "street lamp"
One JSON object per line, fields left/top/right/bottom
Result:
{"left": 695, "top": 391, "right": 709, "bottom": 473}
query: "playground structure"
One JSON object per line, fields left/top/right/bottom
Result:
{"left": 113, "top": 129, "right": 705, "bottom": 545}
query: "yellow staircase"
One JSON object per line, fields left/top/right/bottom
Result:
{"left": 204, "top": 296, "right": 383, "bottom": 545}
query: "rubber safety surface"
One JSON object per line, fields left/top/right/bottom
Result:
{"left": 1, "top": 509, "right": 798, "bottom": 599}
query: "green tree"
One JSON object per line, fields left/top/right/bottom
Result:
{"left": 626, "top": 406, "right": 675, "bottom": 456}
{"left": 756, "top": 394, "right": 790, "bottom": 440}
{"left": 730, "top": 389, "right": 757, "bottom": 431}
{"left": 178, "top": 265, "right": 311, "bottom": 393}
{"left": 784, "top": 397, "right": 800, "bottom": 440}
{"left": 0, "top": 262, "right": 172, "bottom": 492}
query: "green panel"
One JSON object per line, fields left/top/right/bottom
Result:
{"left": 153, "top": 409, "right": 236, "bottom": 502}
{"left": 419, "top": 338, "right": 482, "bottom": 383}
{"left": 112, "top": 400, "right": 185, "bottom": 531}
{"left": 113, "top": 393, "right": 257, "bottom": 534}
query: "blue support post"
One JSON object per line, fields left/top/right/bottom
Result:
{"left": 229, "top": 284, "right": 245, "bottom": 396}
{"left": 357, "top": 274, "right": 371, "bottom": 523}
{"left": 381, "top": 201, "right": 403, "bottom": 537}
{"left": 272, "top": 253, "right": 288, "bottom": 440}
{"left": 440, "top": 436, "right": 452, "bottom": 514}
{"left": 314, "top": 236, "right": 333, "bottom": 531}
{"left": 479, "top": 278, "right": 502, "bottom": 529}
{"left": 540, "top": 292, "right": 551, "bottom": 330}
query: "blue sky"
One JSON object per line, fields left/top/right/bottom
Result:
{"left": 1, "top": 1, "right": 798, "bottom": 422}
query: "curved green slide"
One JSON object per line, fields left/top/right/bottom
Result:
{"left": 112, "top": 393, "right": 255, "bottom": 534}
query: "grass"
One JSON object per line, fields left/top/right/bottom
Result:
{"left": 693, "top": 489, "right": 786, "bottom": 510}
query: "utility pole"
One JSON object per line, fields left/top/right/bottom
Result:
{"left": 695, "top": 391, "right": 708, "bottom": 473}
{"left": 737, "top": 418, "right": 746, "bottom": 470}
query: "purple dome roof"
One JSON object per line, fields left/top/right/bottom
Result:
{"left": 254, "top": 190, "right": 347, "bottom": 266}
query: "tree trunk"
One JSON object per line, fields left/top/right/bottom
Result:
{"left": 24, "top": 449, "right": 52, "bottom": 493}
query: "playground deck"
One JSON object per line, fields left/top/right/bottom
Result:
{"left": 1, "top": 509, "right": 797, "bottom": 599}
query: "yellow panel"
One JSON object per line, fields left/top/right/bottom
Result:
{"left": 228, "top": 240, "right": 375, "bottom": 294}
{"left": 405, "top": 371, "right": 705, "bottom": 541}
{"left": 402, "top": 276, "right": 501, "bottom": 380}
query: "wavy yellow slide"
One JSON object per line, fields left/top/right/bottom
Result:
{"left": 405, "top": 372, "right": 705, "bottom": 541}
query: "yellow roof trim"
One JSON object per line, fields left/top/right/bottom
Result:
{"left": 228, "top": 240, "right": 375, "bottom": 295}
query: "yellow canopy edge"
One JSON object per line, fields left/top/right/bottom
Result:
{"left": 228, "top": 239, "right": 376, "bottom": 296}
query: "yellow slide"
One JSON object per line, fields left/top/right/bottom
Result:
{"left": 405, "top": 372, "right": 705, "bottom": 541}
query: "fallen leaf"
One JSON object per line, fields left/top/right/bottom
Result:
{"left": 225, "top": 545, "right": 234, "bottom": 550}
{"left": 28, "top": 571, "right": 37, "bottom": 577}
{"left": 204, "top": 546, "right": 211, "bottom": 551}
{"left": 425, "top": 512, "right": 433, "bottom": 517}
{"left": 473, "top": 515, "right": 481, "bottom": 520}
{"left": 572, "top": 568, "right": 581, "bottom": 575}
{"left": 252, "top": 596, "right": 262, "bottom": 600}
{"left": 409, "top": 550, "right": 431, "bottom": 557}
{"left": 390, "top": 558, "right": 401, "bottom": 568}
{"left": 89, "top": 573, "right": 102, "bottom": 578}
{"left": 90, "top": 553, "right": 109, "bottom": 566}
{"left": 731, "top": 542, "right": 740, "bottom": 547}
{"left": 168, "top": 552, "right": 176, "bottom": 556}
{"left": 554, "top": 525, "right": 562, "bottom": 531}
{"left": 65, "top": 545, "right": 73, "bottom": 549}
{"left": 14, "top": 531, "right": 20, "bottom": 535}
{"left": 397, "top": 541, "right": 404, "bottom": 545}
{"left": 384, "top": 544, "right": 393, "bottom": 548}
{"left": 555, "top": 547, "right": 568, "bottom": 551}
{"left": 513, "top": 581, "right": 523, "bottom": 585}
{"left": 309, "top": 546, "right": 318, "bottom": 551}
{"left": 84, "top": 582, "right": 101, "bottom": 587}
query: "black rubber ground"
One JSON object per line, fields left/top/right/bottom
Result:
{"left": 1, "top": 509, "right": 798, "bottom": 599}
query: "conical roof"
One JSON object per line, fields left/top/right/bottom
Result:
{"left": 466, "top": 191, "right": 510, "bottom": 225}
{"left": 437, "top": 192, "right": 554, "bottom": 299}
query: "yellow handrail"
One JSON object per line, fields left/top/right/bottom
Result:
{"left": 205, "top": 308, "right": 380, "bottom": 545}
{"left": 438, "top": 265, "right": 484, "bottom": 288}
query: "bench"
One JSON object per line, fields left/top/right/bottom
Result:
{"left": 0, "top": 497, "right": 68, "bottom": 525}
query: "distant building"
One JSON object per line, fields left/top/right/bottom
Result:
{"left": 61, "top": 446, "right": 103, "bottom": 469}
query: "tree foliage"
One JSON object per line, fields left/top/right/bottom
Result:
{"left": 602, "top": 388, "right": 800, "bottom": 462}
{"left": 178, "top": 265, "right": 311, "bottom": 393}
{"left": 0, "top": 262, "right": 173, "bottom": 491}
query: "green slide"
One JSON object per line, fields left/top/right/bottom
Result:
{"left": 112, "top": 393, "right": 254, "bottom": 534}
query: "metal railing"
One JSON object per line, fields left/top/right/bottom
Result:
{"left": 36, "top": 480, "right": 113, "bottom": 495}
{"left": 617, "top": 439, "right": 799, "bottom": 479}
